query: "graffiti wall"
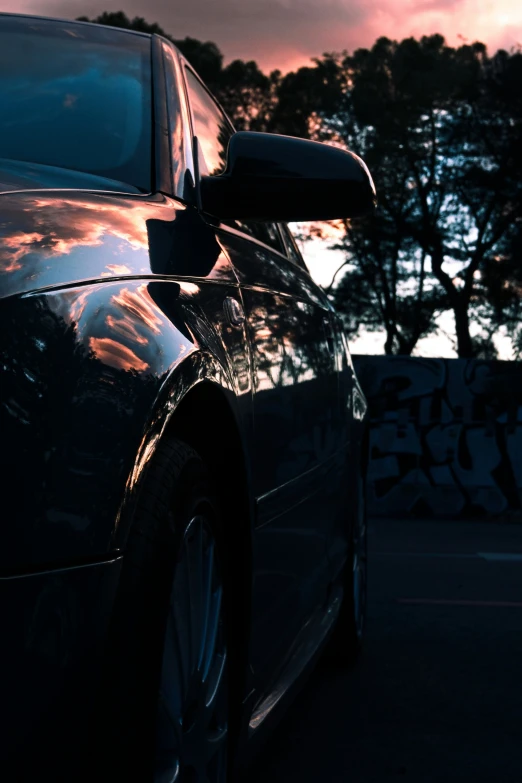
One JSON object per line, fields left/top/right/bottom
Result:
{"left": 352, "top": 356, "right": 522, "bottom": 518}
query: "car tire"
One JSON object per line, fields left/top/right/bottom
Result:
{"left": 322, "top": 472, "right": 367, "bottom": 668}
{"left": 92, "top": 437, "right": 231, "bottom": 783}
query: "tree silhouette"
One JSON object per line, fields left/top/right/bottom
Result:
{"left": 278, "top": 35, "right": 522, "bottom": 356}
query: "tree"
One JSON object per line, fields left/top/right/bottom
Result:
{"left": 460, "top": 49, "right": 522, "bottom": 357}
{"left": 216, "top": 60, "right": 279, "bottom": 131}
{"left": 330, "top": 213, "right": 445, "bottom": 355}
{"left": 76, "top": 11, "right": 166, "bottom": 35}
{"left": 281, "top": 35, "right": 522, "bottom": 356}
{"left": 336, "top": 35, "right": 522, "bottom": 357}
{"left": 173, "top": 37, "right": 223, "bottom": 86}
{"left": 268, "top": 55, "right": 344, "bottom": 137}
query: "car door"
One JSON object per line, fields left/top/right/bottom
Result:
{"left": 180, "top": 61, "right": 346, "bottom": 684}
{"left": 221, "top": 226, "right": 349, "bottom": 676}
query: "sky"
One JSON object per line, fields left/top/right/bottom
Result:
{"left": 4, "top": 0, "right": 522, "bottom": 73}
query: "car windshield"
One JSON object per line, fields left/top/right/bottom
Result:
{"left": 0, "top": 15, "right": 152, "bottom": 193}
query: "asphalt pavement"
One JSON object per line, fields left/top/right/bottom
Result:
{"left": 244, "top": 519, "right": 522, "bottom": 783}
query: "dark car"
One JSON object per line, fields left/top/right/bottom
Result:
{"left": 0, "top": 13, "right": 374, "bottom": 783}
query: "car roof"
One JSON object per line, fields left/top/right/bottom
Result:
{"left": 0, "top": 12, "right": 151, "bottom": 39}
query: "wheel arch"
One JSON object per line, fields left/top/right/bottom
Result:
{"left": 113, "top": 354, "right": 254, "bottom": 738}
{"left": 164, "top": 380, "right": 254, "bottom": 739}
{"left": 114, "top": 352, "right": 254, "bottom": 555}
{"left": 163, "top": 377, "right": 254, "bottom": 616}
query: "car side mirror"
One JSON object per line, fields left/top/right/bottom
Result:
{"left": 199, "top": 131, "right": 376, "bottom": 222}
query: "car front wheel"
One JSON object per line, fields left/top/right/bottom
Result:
{"left": 155, "top": 512, "right": 228, "bottom": 783}
{"left": 94, "top": 437, "right": 230, "bottom": 783}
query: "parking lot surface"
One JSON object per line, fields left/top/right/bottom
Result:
{"left": 244, "top": 519, "right": 522, "bottom": 783}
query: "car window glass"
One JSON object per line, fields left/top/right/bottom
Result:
{"left": 184, "top": 67, "right": 231, "bottom": 176}
{"left": 184, "top": 67, "right": 286, "bottom": 255}
{"left": 162, "top": 43, "right": 189, "bottom": 198}
{"left": 280, "top": 224, "right": 308, "bottom": 271}
{"left": 0, "top": 16, "right": 152, "bottom": 192}
{"left": 234, "top": 221, "right": 286, "bottom": 255}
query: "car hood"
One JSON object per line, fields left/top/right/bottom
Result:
{"left": 0, "top": 186, "right": 188, "bottom": 301}
{"left": 0, "top": 185, "right": 232, "bottom": 301}
{"left": 0, "top": 159, "right": 143, "bottom": 196}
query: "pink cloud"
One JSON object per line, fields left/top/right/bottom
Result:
{"left": 88, "top": 336, "right": 150, "bottom": 372}
{"left": 6, "top": 1, "right": 522, "bottom": 73}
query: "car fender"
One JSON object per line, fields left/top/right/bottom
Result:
{"left": 0, "top": 277, "right": 247, "bottom": 572}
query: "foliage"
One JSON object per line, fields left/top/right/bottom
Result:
{"left": 292, "top": 36, "right": 522, "bottom": 356}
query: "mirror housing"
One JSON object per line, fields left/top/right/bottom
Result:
{"left": 199, "top": 131, "right": 376, "bottom": 222}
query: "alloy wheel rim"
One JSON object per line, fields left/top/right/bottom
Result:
{"left": 154, "top": 515, "right": 228, "bottom": 783}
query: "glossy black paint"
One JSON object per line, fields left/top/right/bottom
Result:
{"left": 201, "top": 131, "right": 377, "bottom": 221}
{"left": 1, "top": 558, "right": 122, "bottom": 781}
{"left": 0, "top": 14, "right": 369, "bottom": 781}
{"left": 0, "top": 186, "right": 252, "bottom": 779}
{"left": 214, "top": 226, "right": 345, "bottom": 683}
{"left": 0, "top": 189, "right": 249, "bottom": 570}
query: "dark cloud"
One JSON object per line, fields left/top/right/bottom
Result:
{"left": 21, "top": 0, "right": 376, "bottom": 70}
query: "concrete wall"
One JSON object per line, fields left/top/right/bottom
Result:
{"left": 352, "top": 355, "right": 522, "bottom": 518}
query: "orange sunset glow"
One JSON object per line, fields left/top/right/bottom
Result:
{"left": 0, "top": 194, "right": 181, "bottom": 282}
{"left": 111, "top": 284, "right": 164, "bottom": 336}
{"left": 9, "top": 0, "right": 522, "bottom": 73}
{"left": 88, "top": 335, "right": 150, "bottom": 371}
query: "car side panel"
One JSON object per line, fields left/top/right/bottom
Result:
{"left": 215, "top": 227, "right": 347, "bottom": 682}
{"left": 325, "top": 319, "right": 367, "bottom": 577}
{"left": 0, "top": 557, "right": 122, "bottom": 779}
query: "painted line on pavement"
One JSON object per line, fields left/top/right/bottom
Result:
{"left": 373, "top": 552, "right": 477, "bottom": 559}
{"left": 397, "top": 598, "right": 522, "bottom": 608}
{"left": 374, "top": 551, "right": 522, "bottom": 561}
